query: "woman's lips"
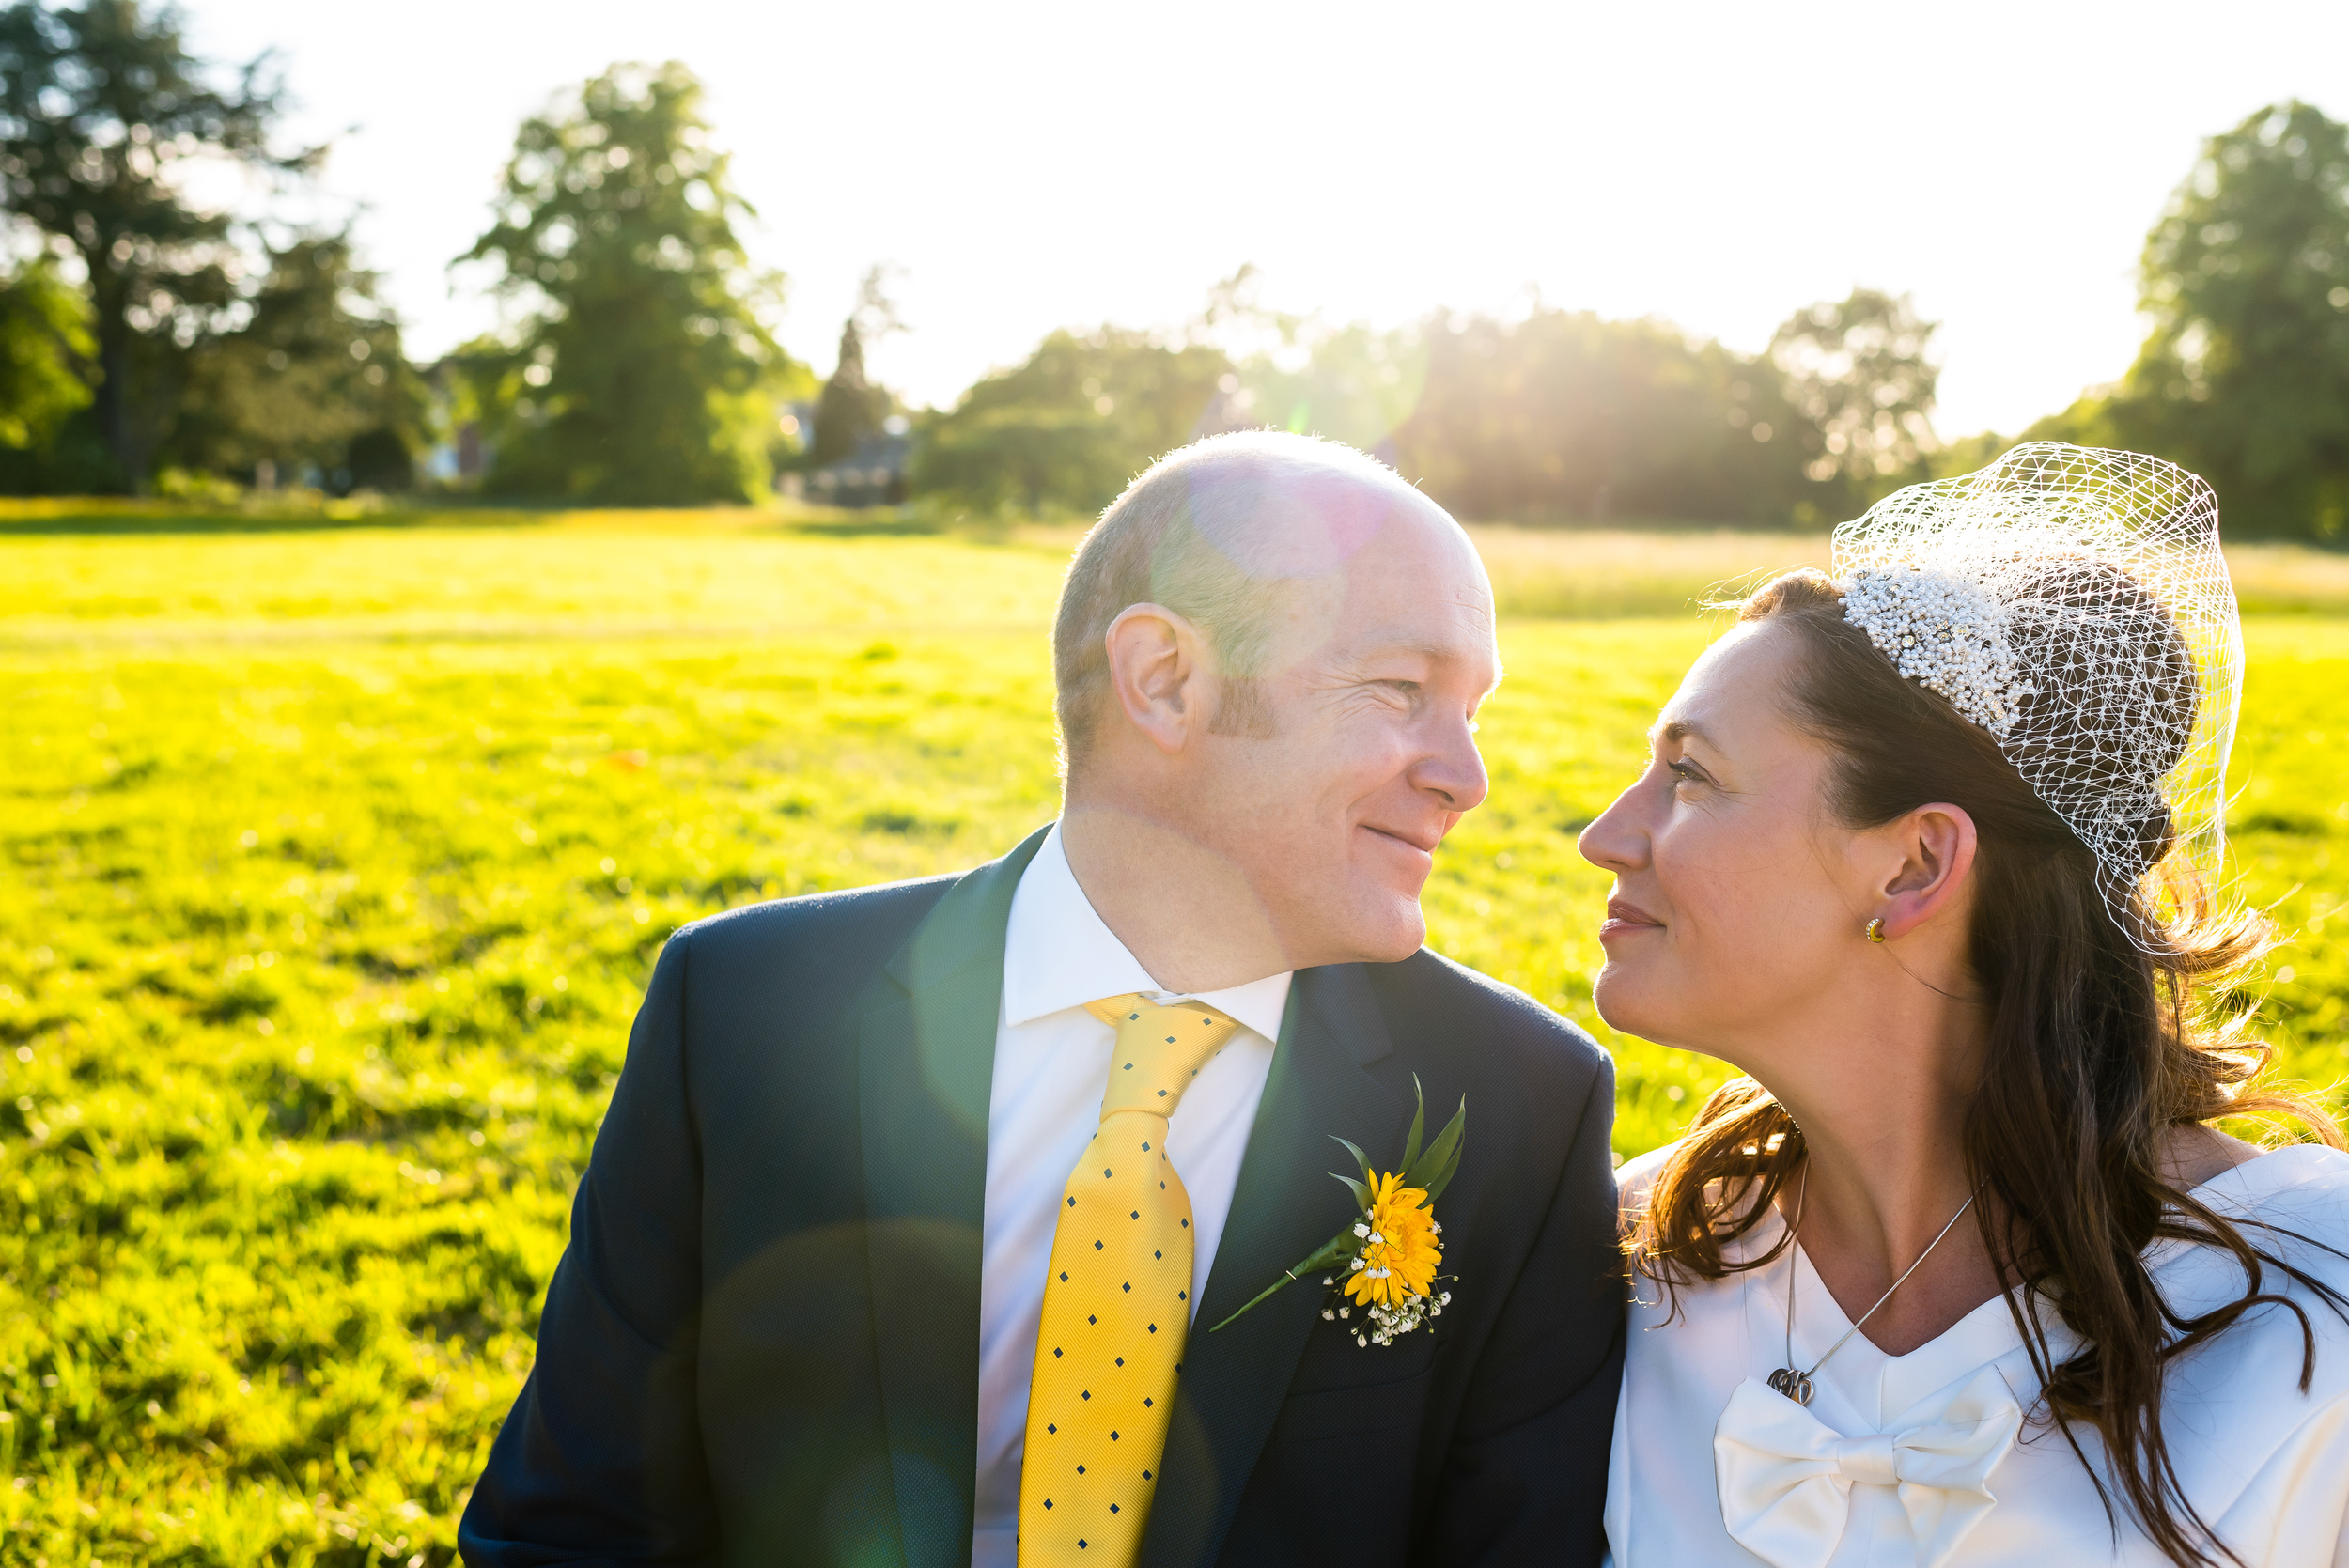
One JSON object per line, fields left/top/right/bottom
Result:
{"left": 1598, "top": 896, "right": 1664, "bottom": 941}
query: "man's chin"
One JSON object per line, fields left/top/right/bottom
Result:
{"left": 1344, "top": 898, "right": 1428, "bottom": 965}
{"left": 1272, "top": 881, "right": 1426, "bottom": 968}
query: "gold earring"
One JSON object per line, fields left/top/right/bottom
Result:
{"left": 1865, "top": 917, "right": 1888, "bottom": 943}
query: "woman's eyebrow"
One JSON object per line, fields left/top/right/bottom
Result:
{"left": 1655, "top": 719, "right": 1715, "bottom": 749}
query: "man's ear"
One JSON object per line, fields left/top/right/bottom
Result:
{"left": 1870, "top": 801, "right": 1978, "bottom": 941}
{"left": 1102, "top": 603, "right": 1211, "bottom": 756}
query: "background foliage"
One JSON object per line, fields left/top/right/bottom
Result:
{"left": 163, "top": 235, "right": 421, "bottom": 492}
{"left": 0, "top": 258, "right": 91, "bottom": 457}
{"left": 1392, "top": 308, "right": 1822, "bottom": 526}
{"left": 912, "top": 327, "right": 1233, "bottom": 516}
{"left": 0, "top": 0, "right": 322, "bottom": 489}
{"left": 2032, "top": 101, "right": 2349, "bottom": 538}
{"left": 455, "top": 61, "right": 804, "bottom": 505}
{"left": 0, "top": 7, "right": 2341, "bottom": 536}
{"left": 2, "top": 509, "right": 2345, "bottom": 1561}
{"left": 0, "top": 8, "right": 2343, "bottom": 534}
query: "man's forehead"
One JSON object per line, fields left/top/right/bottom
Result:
{"left": 1343, "top": 620, "right": 1495, "bottom": 664}
{"left": 1189, "top": 465, "right": 1403, "bottom": 579}
{"left": 1313, "top": 513, "right": 1494, "bottom": 664}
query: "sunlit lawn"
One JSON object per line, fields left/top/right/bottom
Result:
{"left": 3, "top": 512, "right": 2343, "bottom": 1561}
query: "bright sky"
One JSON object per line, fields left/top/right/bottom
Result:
{"left": 187, "top": 0, "right": 2348, "bottom": 439}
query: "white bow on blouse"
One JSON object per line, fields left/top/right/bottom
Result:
{"left": 1712, "top": 1367, "right": 2024, "bottom": 1568}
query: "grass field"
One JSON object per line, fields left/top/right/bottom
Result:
{"left": 3, "top": 508, "right": 2345, "bottom": 1562}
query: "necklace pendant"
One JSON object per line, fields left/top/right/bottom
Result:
{"left": 1766, "top": 1367, "right": 1814, "bottom": 1406}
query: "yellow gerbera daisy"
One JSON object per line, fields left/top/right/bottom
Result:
{"left": 1344, "top": 1172, "right": 1441, "bottom": 1308}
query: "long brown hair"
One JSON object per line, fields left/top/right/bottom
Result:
{"left": 1627, "top": 569, "right": 2344, "bottom": 1567}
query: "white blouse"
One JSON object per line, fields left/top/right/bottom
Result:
{"left": 1606, "top": 1144, "right": 2349, "bottom": 1568}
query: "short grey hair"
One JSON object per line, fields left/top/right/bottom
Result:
{"left": 1052, "top": 430, "right": 1434, "bottom": 770}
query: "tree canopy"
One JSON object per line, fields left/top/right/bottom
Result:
{"left": 912, "top": 328, "right": 1230, "bottom": 515}
{"left": 164, "top": 234, "right": 422, "bottom": 489}
{"left": 1771, "top": 288, "right": 1939, "bottom": 505}
{"left": 0, "top": 258, "right": 91, "bottom": 457}
{"left": 0, "top": 0, "right": 303, "bottom": 482}
{"left": 1389, "top": 308, "right": 1821, "bottom": 525}
{"left": 458, "top": 60, "right": 804, "bottom": 505}
{"left": 2035, "top": 101, "right": 2349, "bottom": 537}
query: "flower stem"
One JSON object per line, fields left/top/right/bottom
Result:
{"left": 1206, "top": 1229, "right": 1358, "bottom": 1332}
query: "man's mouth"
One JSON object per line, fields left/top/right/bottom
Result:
{"left": 1361, "top": 823, "right": 1439, "bottom": 855}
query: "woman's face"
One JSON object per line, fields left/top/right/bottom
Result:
{"left": 1576, "top": 620, "right": 1875, "bottom": 1056}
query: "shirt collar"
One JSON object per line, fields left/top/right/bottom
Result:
{"left": 1001, "top": 823, "right": 1294, "bottom": 1043}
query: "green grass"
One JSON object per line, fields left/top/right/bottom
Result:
{"left": 2, "top": 514, "right": 2345, "bottom": 1562}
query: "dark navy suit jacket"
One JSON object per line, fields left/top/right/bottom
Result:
{"left": 460, "top": 826, "right": 1624, "bottom": 1566}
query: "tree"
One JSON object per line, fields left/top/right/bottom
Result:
{"left": 1232, "top": 321, "right": 1428, "bottom": 458}
{"left": 0, "top": 0, "right": 303, "bottom": 483}
{"left": 0, "top": 257, "right": 91, "bottom": 453}
{"left": 912, "top": 328, "right": 1230, "bottom": 515}
{"left": 1770, "top": 288, "right": 1939, "bottom": 504}
{"left": 807, "top": 265, "right": 898, "bottom": 469}
{"left": 1391, "top": 308, "right": 1819, "bottom": 525}
{"left": 163, "top": 232, "right": 422, "bottom": 489}
{"left": 2049, "top": 101, "right": 2349, "bottom": 538}
{"left": 459, "top": 61, "right": 803, "bottom": 505}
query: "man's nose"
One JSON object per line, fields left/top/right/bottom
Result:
{"left": 1413, "top": 713, "right": 1490, "bottom": 814}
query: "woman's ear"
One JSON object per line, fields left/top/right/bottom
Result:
{"left": 1872, "top": 802, "right": 1978, "bottom": 941}
{"left": 1102, "top": 603, "right": 1210, "bottom": 756}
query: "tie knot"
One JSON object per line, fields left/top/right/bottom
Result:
{"left": 1085, "top": 994, "right": 1242, "bottom": 1120}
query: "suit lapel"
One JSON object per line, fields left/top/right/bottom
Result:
{"left": 1140, "top": 961, "right": 1408, "bottom": 1567}
{"left": 854, "top": 824, "right": 1049, "bottom": 1568}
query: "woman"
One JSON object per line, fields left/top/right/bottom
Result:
{"left": 1582, "top": 443, "right": 2349, "bottom": 1567}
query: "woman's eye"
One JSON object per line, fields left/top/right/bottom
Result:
{"left": 1666, "top": 759, "right": 1704, "bottom": 787}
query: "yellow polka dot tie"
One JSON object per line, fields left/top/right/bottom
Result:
{"left": 1017, "top": 994, "right": 1243, "bottom": 1565}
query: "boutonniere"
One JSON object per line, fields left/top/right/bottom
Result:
{"left": 1207, "top": 1078, "right": 1465, "bottom": 1347}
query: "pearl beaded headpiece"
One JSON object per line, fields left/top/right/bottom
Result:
{"left": 1831, "top": 442, "right": 2242, "bottom": 935}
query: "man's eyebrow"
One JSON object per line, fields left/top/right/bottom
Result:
{"left": 1351, "top": 631, "right": 1480, "bottom": 664}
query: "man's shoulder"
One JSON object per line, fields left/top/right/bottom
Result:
{"left": 1363, "top": 946, "right": 1610, "bottom": 1082}
{"left": 664, "top": 868, "right": 962, "bottom": 982}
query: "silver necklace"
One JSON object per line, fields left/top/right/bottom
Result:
{"left": 1766, "top": 1167, "right": 1981, "bottom": 1406}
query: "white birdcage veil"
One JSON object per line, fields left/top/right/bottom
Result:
{"left": 1830, "top": 442, "right": 2242, "bottom": 939}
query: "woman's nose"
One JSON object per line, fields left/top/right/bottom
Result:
{"left": 1577, "top": 780, "right": 1652, "bottom": 873}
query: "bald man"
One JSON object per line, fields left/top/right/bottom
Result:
{"left": 460, "top": 432, "right": 1623, "bottom": 1568}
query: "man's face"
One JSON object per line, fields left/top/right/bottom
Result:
{"left": 1183, "top": 501, "right": 1500, "bottom": 967}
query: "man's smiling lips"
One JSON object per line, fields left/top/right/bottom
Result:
{"left": 1599, "top": 895, "right": 1664, "bottom": 941}
{"left": 1361, "top": 822, "right": 1440, "bottom": 858}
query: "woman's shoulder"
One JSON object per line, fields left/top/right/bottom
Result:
{"left": 2162, "top": 1143, "right": 2349, "bottom": 1313}
{"left": 1614, "top": 1140, "right": 1683, "bottom": 1232}
{"left": 2193, "top": 1141, "right": 2349, "bottom": 1219}
{"left": 1614, "top": 1139, "right": 1785, "bottom": 1265}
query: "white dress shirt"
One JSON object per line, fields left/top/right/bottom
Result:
{"left": 969, "top": 825, "right": 1292, "bottom": 1568}
{"left": 1605, "top": 1143, "right": 2349, "bottom": 1567}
